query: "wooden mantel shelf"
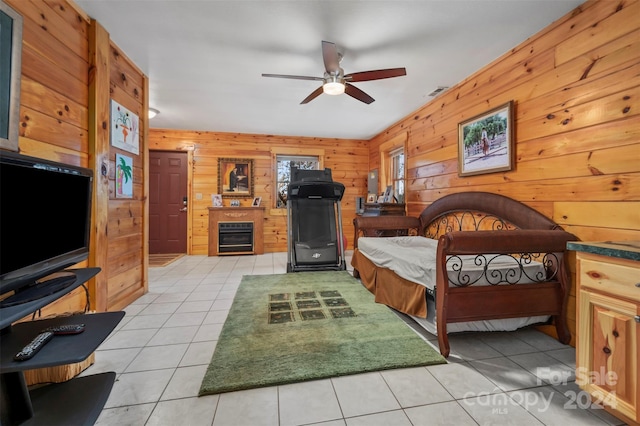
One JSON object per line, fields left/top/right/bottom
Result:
{"left": 208, "top": 207, "right": 265, "bottom": 256}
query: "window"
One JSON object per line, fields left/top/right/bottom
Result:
{"left": 275, "top": 155, "right": 320, "bottom": 208}
{"left": 379, "top": 132, "right": 407, "bottom": 205}
{"left": 390, "top": 147, "right": 404, "bottom": 203}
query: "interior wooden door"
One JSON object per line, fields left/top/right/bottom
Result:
{"left": 149, "top": 150, "right": 188, "bottom": 254}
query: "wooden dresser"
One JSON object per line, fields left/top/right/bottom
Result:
{"left": 569, "top": 241, "right": 640, "bottom": 426}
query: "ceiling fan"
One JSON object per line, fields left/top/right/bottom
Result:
{"left": 262, "top": 41, "right": 406, "bottom": 105}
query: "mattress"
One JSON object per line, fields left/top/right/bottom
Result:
{"left": 356, "top": 236, "right": 546, "bottom": 291}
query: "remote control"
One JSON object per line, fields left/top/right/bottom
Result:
{"left": 42, "top": 323, "right": 85, "bottom": 335}
{"left": 14, "top": 331, "right": 54, "bottom": 361}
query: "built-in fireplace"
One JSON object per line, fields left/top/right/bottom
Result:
{"left": 208, "top": 207, "right": 264, "bottom": 256}
{"left": 218, "top": 222, "right": 254, "bottom": 254}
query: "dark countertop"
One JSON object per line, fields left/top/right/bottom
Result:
{"left": 567, "top": 241, "right": 640, "bottom": 262}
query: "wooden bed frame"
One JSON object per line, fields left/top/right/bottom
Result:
{"left": 351, "top": 192, "right": 577, "bottom": 357}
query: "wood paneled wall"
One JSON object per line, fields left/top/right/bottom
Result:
{"left": 5, "top": 0, "right": 148, "bottom": 316}
{"left": 105, "top": 42, "right": 149, "bottom": 311}
{"left": 368, "top": 0, "right": 640, "bottom": 344}
{"left": 148, "top": 131, "right": 369, "bottom": 254}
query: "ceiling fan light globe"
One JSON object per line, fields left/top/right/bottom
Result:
{"left": 323, "top": 82, "right": 345, "bottom": 95}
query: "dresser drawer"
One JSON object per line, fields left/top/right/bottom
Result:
{"left": 577, "top": 253, "right": 640, "bottom": 302}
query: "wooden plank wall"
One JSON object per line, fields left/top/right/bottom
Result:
{"left": 148, "top": 131, "right": 369, "bottom": 254}
{"left": 368, "top": 0, "right": 640, "bottom": 345}
{"left": 105, "top": 42, "right": 149, "bottom": 311}
{"left": 5, "top": 0, "right": 148, "bottom": 316}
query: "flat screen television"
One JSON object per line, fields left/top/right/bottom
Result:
{"left": 0, "top": 150, "right": 93, "bottom": 305}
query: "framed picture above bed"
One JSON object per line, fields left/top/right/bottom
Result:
{"left": 458, "top": 101, "right": 514, "bottom": 177}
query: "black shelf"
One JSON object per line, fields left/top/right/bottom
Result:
{"left": 0, "top": 267, "right": 124, "bottom": 425}
{"left": 0, "top": 311, "right": 125, "bottom": 373}
{"left": 22, "top": 373, "right": 116, "bottom": 426}
{"left": 0, "top": 268, "right": 101, "bottom": 330}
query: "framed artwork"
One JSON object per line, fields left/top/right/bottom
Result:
{"left": 230, "top": 200, "right": 240, "bottom": 207}
{"left": 367, "top": 193, "right": 376, "bottom": 203}
{"left": 110, "top": 99, "right": 140, "bottom": 155}
{"left": 252, "top": 197, "right": 262, "bottom": 207}
{"left": 0, "top": 2, "right": 23, "bottom": 152}
{"left": 383, "top": 185, "right": 394, "bottom": 203}
{"left": 218, "top": 158, "right": 254, "bottom": 198}
{"left": 115, "top": 153, "right": 133, "bottom": 198}
{"left": 211, "top": 194, "right": 222, "bottom": 207}
{"left": 458, "top": 101, "right": 514, "bottom": 177}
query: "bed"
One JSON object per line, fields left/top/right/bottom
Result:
{"left": 351, "top": 192, "right": 577, "bottom": 357}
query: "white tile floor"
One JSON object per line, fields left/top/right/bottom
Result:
{"left": 88, "top": 253, "right": 627, "bottom": 426}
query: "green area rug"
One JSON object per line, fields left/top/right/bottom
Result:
{"left": 199, "top": 271, "right": 446, "bottom": 396}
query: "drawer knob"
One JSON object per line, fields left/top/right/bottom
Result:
{"left": 603, "top": 347, "right": 611, "bottom": 354}
{"left": 636, "top": 283, "right": 640, "bottom": 288}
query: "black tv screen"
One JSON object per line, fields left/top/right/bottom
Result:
{"left": 0, "top": 151, "right": 93, "bottom": 296}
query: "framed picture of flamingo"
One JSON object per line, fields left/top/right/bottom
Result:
{"left": 110, "top": 99, "right": 140, "bottom": 155}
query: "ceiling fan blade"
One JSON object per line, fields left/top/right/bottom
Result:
{"left": 322, "top": 41, "right": 340, "bottom": 73}
{"left": 345, "top": 68, "right": 407, "bottom": 82}
{"left": 345, "top": 83, "right": 375, "bottom": 104}
{"left": 262, "top": 73, "right": 323, "bottom": 81}
{"left": 300, "top": 86, "right": 324, "bottom": 104}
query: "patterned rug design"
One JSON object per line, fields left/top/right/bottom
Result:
{"left": 268, "top": 290, "right": 356, "bottom": 324}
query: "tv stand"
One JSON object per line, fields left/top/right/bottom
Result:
{"left": 0, "top": 267, "right": 124, "bottom": 425}
{"left": 0, "top": 272, "right": 78, "bottom": 308}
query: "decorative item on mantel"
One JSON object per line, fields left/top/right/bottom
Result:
{"left": 230, "top": 200, "right": 240, "bottom": 207}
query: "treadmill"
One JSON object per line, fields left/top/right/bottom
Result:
{"left": 286, "top": 167, "right": 346, "bottom": 272}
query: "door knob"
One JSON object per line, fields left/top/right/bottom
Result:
{"left": 179, "top": 207, "right": 187, "bottom": 212}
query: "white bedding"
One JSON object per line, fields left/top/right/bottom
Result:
{"left": 357, "top": 236, "right": 546, "bottom": 291}
{"left": 357, "top": 236, "right": 550, "bottom": 334}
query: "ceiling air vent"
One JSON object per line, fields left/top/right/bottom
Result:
{"left": 428, "top": 86, "right": 449, "bottom": 97}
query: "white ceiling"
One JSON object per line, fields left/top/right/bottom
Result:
{"left": 75, "top": 0, "right": 584, "bottom": 140}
